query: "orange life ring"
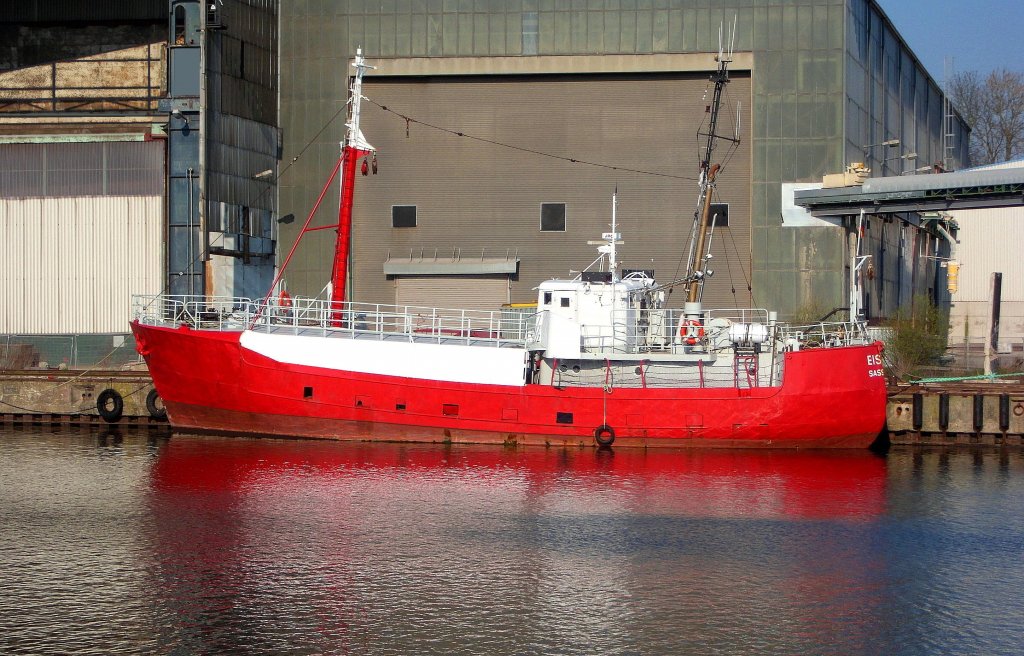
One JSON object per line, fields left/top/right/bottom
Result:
{"left": 279, "top": 290, "right": 293, "bottom": 309}
{"left": 679, "top": 319, "right": 705, "bottom": 345}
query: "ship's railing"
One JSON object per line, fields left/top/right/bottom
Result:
{"left": 132, "top": 295, "right": 260, "bottom": 330}
{"left": 777, "top": 320, "right": 871, "bottom": 349}
{"left": 548, "top": 357, "right": 780, "bottom": 389}
{"left": 132, "top": 294, "right": 535, "bottom": 347}
{"left": 576, "top": 307, "right": 868, "bottom": 355}
{"left": 578, "top": 307, "right": 774, "bottom": 354}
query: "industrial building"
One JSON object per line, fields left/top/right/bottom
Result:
{"left": 0, "top": 0, "right": 974, "bottom": 368}
{"left": 0, "top": 0, "right": 278, "bottom": 366}
{"left": 945, "top": 159, "right": 1024, "bottom": 368}
{"left": 277, "top": 0, "right": 969, "bottom": 318}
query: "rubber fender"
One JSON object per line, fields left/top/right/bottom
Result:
{"left": 97, "top": 388, "right": 124, "bottom": 423}
{"left": 145, "top": 388, "right": 167, "bottom": 420}
{"left": 594, "top": 424, "right": 615, "bottom": 447}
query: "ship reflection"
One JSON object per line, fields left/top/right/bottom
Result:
{"left": 144, "top": 437, "right": 889, "bottom": 653}
{"left": 149, "top": 437, "right": 887, "bottom": 518}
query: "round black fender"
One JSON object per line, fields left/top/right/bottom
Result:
{"left": 145, "top": 388, "right": 167, "bottom": 420}
{"left": 96, "top": 388, "right": 124, "bottom": 423}
{"left": 594, "top": 424, "right": 615, "bottom": 447}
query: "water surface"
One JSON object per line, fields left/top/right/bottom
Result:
{"left": 1, "top": 427, "right": 1022, "bottom": 655}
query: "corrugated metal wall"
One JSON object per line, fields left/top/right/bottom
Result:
{"left": 204, "top": 0, "right": 280, "bottom": 299}
{"left": 0, "top": 141, "right": 163, "bottom": 198}
{"left": 206, "top": 113, "right": 278, "bottom": 215}
{"left": 948, "top": 205, "right": 1024, "bottom": 342}
{"left": 344, "top": 73, "right": 752, "bottom": 311}
{"left": 208, "top": 0, "right": 278, "bottom": 125}
{"left": 0, "top": 196, "right": 164, "bottom": 334}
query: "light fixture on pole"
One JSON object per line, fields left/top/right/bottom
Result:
{"left": 862, "top": 138, "right": 900, "bottom": 158}
{"left": 886, "top": 151, "right": 917, "bottom": 162}
{"left": 885, "top": 151, "right": 917, "bottom": 174}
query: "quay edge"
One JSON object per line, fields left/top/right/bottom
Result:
{"left": 887, "top": 382, "right": 1024, "bottom": 446}
{"left": 4, "top": 370, "right": 1024, "bottom": 447}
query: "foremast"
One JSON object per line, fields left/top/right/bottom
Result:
{"left": 332, "top": 49, "right": 375, "bottom": 309}
{"left": 685, "top": 23, "right": 736, "bottom": 305}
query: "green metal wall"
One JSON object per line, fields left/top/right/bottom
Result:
{"left": 280, "top": 0, "right": 967, "bottom": 318}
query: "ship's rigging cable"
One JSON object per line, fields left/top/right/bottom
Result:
{"left": 723, "top": 211, "right": 755, "bottom": 305}
{"left": 705, "top": 186, "right": 748, "bottom": 305}
{"left": 364, "top": 97, "right": 700, "bottom": 182}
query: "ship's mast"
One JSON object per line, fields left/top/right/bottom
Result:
{"left": 331, "top": 48, "right": 375, "bottom": 309}
{"left": 686, "top": 21, "right": 735, "bottom": 304}
{"left": 609, "top": 188, "right": 619, "bottom": 279}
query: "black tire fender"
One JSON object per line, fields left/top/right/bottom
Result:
{"left": 594, "top": 424, "right": 615, "bottom": 447}
{"left": 97, "top": 388, "right": 124, "bottom": 423}
{"left": 145, "top": 388, "right": 167, "bottom": 420}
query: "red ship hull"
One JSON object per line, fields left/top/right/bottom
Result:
{"left": 132, "top": 321, "right": 887, "bottom": 449}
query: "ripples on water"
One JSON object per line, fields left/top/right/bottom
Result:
{"left": 1, "top": 428, "right": 1023, "bottom": 655}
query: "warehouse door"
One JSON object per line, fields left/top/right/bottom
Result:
{"left": 395, "top": 275, "right": 510, "bottom": 312}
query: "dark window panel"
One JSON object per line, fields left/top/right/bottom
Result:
{"left": 540, "top": 202, "right": 565, "bottom": 232}
{"left": 392, "top": 204, "right": 417, "bottom": 227}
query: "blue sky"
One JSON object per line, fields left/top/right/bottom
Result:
{"left": 877, "top": 0, "right": 1024, "bottom": 80}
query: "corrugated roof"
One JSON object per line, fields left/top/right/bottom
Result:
{"left": 793, "top": 164, "right": 1024, "bottom": 216}
{"left": 862, "top": 167, "right": 1024, "bottom": 194}
{"left": 964, "top": 157, "right": 1024, "bottom": 172}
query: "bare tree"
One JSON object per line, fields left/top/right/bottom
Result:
{"left": 948, "top": 69, "right": 1024, "bottom": 166}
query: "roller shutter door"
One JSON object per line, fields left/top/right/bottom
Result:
{"left": 395, "top": 275, "right": 509, "bottom": 311}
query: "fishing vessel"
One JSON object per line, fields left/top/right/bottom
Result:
{"left": 131, "top": 48, "right": 887, "bottom": 449}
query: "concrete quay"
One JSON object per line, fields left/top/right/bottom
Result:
{"left": 887, "top": 382, "right": 1024, "bottom": 446}
{"left": 0, "top": 369, "right": 167, "bottom": 428}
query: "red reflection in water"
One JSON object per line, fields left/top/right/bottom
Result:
{"left": 150, "top": 437, "right": 887, "bottom": 520}
{"left": 143, "top": 437, "right": 890, "bottom": 653}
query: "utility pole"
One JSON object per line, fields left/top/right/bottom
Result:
{"left": 984, "top": 272, "right": 1002, "bottom": 375}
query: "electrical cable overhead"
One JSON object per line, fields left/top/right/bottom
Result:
{"left": 365, "top": 97, "right": 699, "bottom": 182}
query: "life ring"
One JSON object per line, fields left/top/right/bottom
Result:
{"left": 145, "top": 388, "right": 167, "bottom": 420}
{"left": 279, "top": 290, "right": 293, "bottom": 309}
{"left": 678, "top": 318, "right": 705, "bottom": 346}
{"left": 594, "top": 424, "right": 615, "bottom": 447}
{"left": 97, "top": 388, "right": 124, "bottom": 423}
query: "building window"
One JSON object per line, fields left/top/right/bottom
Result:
{"left": 173, "top": 5, "right": 187, "bottom": 44}
{"left": 710, "top": 203, "right": 729, "bottom": 227}
{"left": 522, "top": 12, "right": 538, "bottom": 55}
{"left": 543, "top": 291, "right": 552, "bottom": 305}
{"left": 392, "top": 205, "right": 416, "bottom": 228}
{"left": 540, "top": 203, "right": 565, "bottom": 232}
{"left": 560, "top": 297, "right": 570, "bottom": 308}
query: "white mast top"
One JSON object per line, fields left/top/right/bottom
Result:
{"left": 345, "top": 48, "right": 375, "bottom": 152}
{"left": 609, "top": 189, "right": 619, "bottom": 278}
{"left": 593, "top": 189, "right": 622, "bottom": 282}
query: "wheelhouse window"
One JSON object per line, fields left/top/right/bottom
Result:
{"left": 710, "top": 203, "right": 729, "bottom": 227}
{"left": 392, "top": 205, "right": 416, "bottom": 228}
{"left": 540, "top": 203, "right": 565, "bottom": 232}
